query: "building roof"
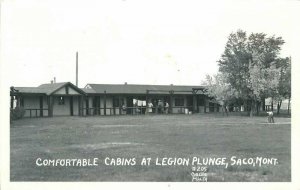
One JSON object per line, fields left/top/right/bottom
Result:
{"left": 12, "top": 87, "right": 47, "bottom": 94}
{"left": 11, "top": 82, "right": 205, "bottom": 96}
{"left": 81, "top": 88, "right": 96, "bottom": 94}
{"left": 84, "top": 83, "right": 205, "bottom": 95}
{"left": 12, "top": 82, "right": 86, "bottom": 95}
{"left": 37, "top": 82, "right": 69, "bottom": 94}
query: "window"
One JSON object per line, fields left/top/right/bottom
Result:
{"left": 58, "top": 96, "right": 65, "bottom": 105}
{"left": 175, "top": 97, "right": 184, "bottom": 106}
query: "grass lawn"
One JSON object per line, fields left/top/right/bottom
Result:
{"left": 10, "top": 114, "right": 291, "bottom": 182}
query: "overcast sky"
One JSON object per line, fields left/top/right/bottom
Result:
{"left": 1, "top": 0, "right": 300, "bottom": 87}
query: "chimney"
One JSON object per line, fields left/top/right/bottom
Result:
{"left": 51, "top": 80, "right": 53, "bottom": 84}
{"left": 124, "top": 82, "right": 127, "bottom": 85}
{"left": 54, "top": 77, "right": 56, "bottom": 83}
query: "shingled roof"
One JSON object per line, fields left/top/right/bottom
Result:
{"left": 11, "top": 82, "right": 205, "bottom": 95}
{"left": 13, "top": 82, "right": 86, "bottom": 95}
{"left": 84, "top": 84, "right": 205, "bottom": 95}
{"left": 37, "top": 82, "right": 69, "bottom": 94}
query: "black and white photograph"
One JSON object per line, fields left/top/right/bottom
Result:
{"left": 0, "top": 0, "right": 300, "bottom": 189}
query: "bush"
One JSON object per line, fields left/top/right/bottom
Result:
{"left": 11, "top": 107, "right": 25, "bottom": 120}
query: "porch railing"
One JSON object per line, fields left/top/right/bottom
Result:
{"left": 25, "top": 108, "right": 49, "bottom": 118}
{"left": 80, "top": 106, "right": 197, "bottom": 116}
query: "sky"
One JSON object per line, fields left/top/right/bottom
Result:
{"left": 1, "top": 0, "right": 300, "bottom": 87}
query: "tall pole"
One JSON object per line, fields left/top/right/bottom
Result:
{"left": 76, "top": 51, "right": 78, "bottom": 87}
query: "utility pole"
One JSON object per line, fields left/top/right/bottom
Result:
{"left": 76, "top": 51, "right": 78, "bottom": 87}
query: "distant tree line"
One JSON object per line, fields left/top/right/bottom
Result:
{"left": 203, "top": 30, "right": 291, "bottom": 117}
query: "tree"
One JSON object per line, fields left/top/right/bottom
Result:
{"left": 248, "top": 56, "right": 281, "bottom": 116}
{"left": 218, "top": 30, "right": 287, "bottom": 117}
{"left": 218, "top": 30, "right": 251, "bottom": 102}
{"left": 203, "top": 73, "right": 238, "bottom": 116}
{"left": 273, "top": 57, "right": 291, "bottom": 114}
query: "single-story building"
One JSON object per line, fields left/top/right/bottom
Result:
{"left": 10, "top": 82, "right": 86, "bottom": 117}
{"left": 10, "top": 82, "right": 221, "bottom": 118}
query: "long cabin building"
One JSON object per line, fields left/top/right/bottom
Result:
{"left": 10, "top": 82, "right": 220, "bottom": 117}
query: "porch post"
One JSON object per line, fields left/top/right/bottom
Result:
{"left": 145, "top": 90, "right": 149, "bottom": 114}
{"left": 104, "top": 91, "right": 107, "bottom": 115}
{"left": 10, "top": 95, "right": 14, "bottom": 109}
{"left": 70, "top": 96, "right": 74, "bottom": 116}
{"left": 47, "top": 95, "right": 53, "bottom": 117}
{"left": 47, "top": 96, "right": 49, "bottom": 116}
{"left": 79, "top": 96, "right": 84, "bottom": 116}
{"left": 39, "top": 96, "right": 43, "bottom": 117}
{"left": 82, "top": 96, "right": 84, "bottom": 116}
{"left": 204, "top": 96, "right": 207, "bottom": 113}
{"left": 97, "top": 96, "right": 101, "bottom": 115}
{"left": 118, "top": 95, "right": 122, "bottom": 115}
{"left": 113, "top": 96, "right": 116, "bottom": 115}
{"left": 193, "top": 92, "right": 197, "bottom": 114}
{"left": 86, "top": 96, "right": 89, "bottom": 116}
{"left": 169, "top": 90, "right": 174, "bottom": 114}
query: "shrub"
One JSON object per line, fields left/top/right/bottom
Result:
{"left": 11, "top": 107, "right": 25, "bottom": 120}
